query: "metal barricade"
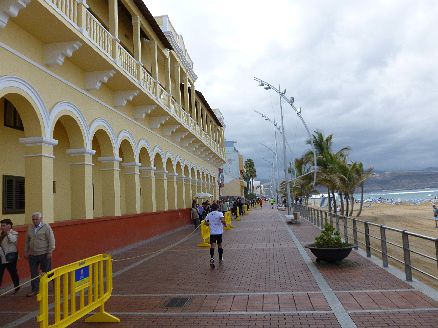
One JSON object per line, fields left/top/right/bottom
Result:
{"left": 37, "top": 254, "right": 119, "bottom": 328}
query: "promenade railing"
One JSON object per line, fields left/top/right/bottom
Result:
{"left": 295, "top": 205, "right": 438, "bottom": 285}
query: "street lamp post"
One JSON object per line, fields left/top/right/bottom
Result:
{"left": 261, "top": 143, "right": 279, "bottom": 204}
{"left": 254, "top": 77, "right": 318, "bottom": 215}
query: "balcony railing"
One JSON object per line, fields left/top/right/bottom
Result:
{"left": 43, "top": 0, "right": 224, "bottom": 159}
{"left": 85, "top": 11, "right": 113, "bottom": 57}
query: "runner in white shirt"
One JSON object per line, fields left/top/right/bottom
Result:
{"left": 204, "top": 203, "right": 226, "bottom": 268}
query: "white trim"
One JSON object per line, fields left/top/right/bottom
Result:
{"left": 140, "top": 166, "right": 155, "bottom": 171}
{"left": 19, "top": 137, "right": 58, "bottom": 146}
{"left": 99, "top": 168, "right": 120, "bottom": 171}
{"left": 121, "top": 162, "right": 141, "bottom": 167}
{"left": 24, "top": 153, "right": 55, "bottom": 159}
{"left": 70, "top": 162, "right": 94, "bottom": 166}
{"left": 66, "top": 148, "right": 95, "bottom": 156}
{"left": 98, "top": 156, "right": 122, "bottom": 162}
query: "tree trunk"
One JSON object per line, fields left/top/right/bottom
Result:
{"left": 331, "top": 191, "right": 337, "bottom": 215}
{"left": 349, "top": 195, "right": 355, "bottom": 216}
{"left": 357, "top": 183, "right": 364, "bottom": 217}
{"left": 339, "top": 192, "right": 344, "bottom": 216}
{"left": 327, "top": 187, "right": 332, "bottom": 213}
{"left": 345, "top": 193, "right": 349, "bottom": 217}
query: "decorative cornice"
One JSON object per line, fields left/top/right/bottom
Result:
{"left": 148, "top": 116, "right": 170, "bottom": 129}
{"left": 44, "top": 41, "right": 82, "bottom": 66}
{"left": 134, "top": 105, "right": 156, "bottom": 120}
{"left": 85, "top": 70, "right": 116, "bottom": 90}
{"left": 0, "top": 0, "right": 31, "bottom": 29}
{"left": 114, "top": 90, "right": 139, "bottom": 107}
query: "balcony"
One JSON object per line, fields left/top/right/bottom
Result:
{"left": 7, "top": 0, "right": 225, "bottom": 160}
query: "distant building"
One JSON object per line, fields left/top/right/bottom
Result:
{"left": 221, "top": 141, "right": 245, "bottom": 197}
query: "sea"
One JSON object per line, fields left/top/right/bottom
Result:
{"left": 310, "top": 188, "right": 438, "bottom": 205}
{"left": 356, "top": 188, "right": 438, "bottom": 204}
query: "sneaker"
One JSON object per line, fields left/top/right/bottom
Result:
{"left": 210, "top": 258, "right": 215, "bottom": 268}
{"left": 219, "top": 257, "right": 223, "bottom": 264}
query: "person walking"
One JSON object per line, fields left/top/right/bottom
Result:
{"left": 24, "top": 212, "right": 55, "bottom": 297}
{"left": 204, "top": 203, "right": 226, "bottom": 268}
{"left": 191, "top": 200, "right": 200, "bottom": 229}
{"left": 0, "top": 219, "right": 20, "bottom": 294}
{"left": 433, "top": 205, "right": 438, "bottom": 228}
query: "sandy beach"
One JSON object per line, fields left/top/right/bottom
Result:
{"left": 307, "top": 201, "right": 438, "bottom": 288}
{"left": 353, "top": 202, "right": 438, "bottom": 238}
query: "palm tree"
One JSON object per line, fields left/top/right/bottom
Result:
{"left": 244, "top": 159, "right": 257, "bottom": 194}
{"left": 304, "top": 131, "right": 350, "bottom": 215}
{"left": 354, "top": 162, "right": 374, "bottom": 217}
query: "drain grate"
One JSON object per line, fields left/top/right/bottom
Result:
{"left": 165, "top": 297, "right": 191, "bottom": 308}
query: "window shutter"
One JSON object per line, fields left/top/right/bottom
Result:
{"left": 3, "top": 176, "right": 14, "bottom": 212}
{"left": 15, "top": 177, "right": 25, "bottom": 210}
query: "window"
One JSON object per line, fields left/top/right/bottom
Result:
{"left": 4, "top": 99, "right": 24, "bottom": 131}
{"left": 3, "top": 175, "right": 25, "bottom": 214}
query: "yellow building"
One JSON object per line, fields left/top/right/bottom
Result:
{"left": 0, "top": 0, "right": 225, "bottom": 225}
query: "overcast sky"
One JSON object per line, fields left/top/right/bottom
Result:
{"left": 146, "top": 0, "right": 438, "bottom": 180}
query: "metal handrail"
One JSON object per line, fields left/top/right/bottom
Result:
{"left": 295, "top": 205, "right": 438, "bottom": 283}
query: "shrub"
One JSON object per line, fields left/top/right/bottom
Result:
{"left": 314, "top": 223, "right": 349, "bottom": 248}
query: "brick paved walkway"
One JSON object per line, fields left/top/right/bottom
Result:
{"left": 2, "top": 207, "right": 438, "bottom": 327}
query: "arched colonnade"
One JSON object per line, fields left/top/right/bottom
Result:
{"left": 0, "top": 76, "right": 218, "bottom": 224}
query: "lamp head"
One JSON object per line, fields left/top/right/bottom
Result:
{"left": 290, "top": 97, "right": 294, "bottom": 104}
{"left": 264, "top": 85, "right": 271, "bottom": 90}
{"left": 258, "top": 81, "right": 264, "bottom": 87}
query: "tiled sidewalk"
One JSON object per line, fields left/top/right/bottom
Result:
{"left": 2, "top": 207, "right": 438, "bottom": 327}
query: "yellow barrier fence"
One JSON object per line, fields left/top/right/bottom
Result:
{"left": 197, "top": 220, "right": 211, "bottom": 247}
{"left": 224, "top": 211, "right": 234, "bottom": 230}
{"left": 236, "top": 207, "right": 241, "bottom": 221}
{"left": 37, "top": 254, "right": 119, "bottom": 328}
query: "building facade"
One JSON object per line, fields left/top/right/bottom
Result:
{"left": 0, "top": 0, "right": 225, "bottom": 225}
{"left": 221, "top": 141, "right": 245, "bottom": 197}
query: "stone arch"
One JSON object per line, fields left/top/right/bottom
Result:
{"left": 175, "top": 160, "right": 184, "bottom": 209}
{"left": 118, "top": 137, "right": 139, "bottom": 215}
{"left": 0, "top": 78, "right": 48, "bottom": 224}
{"left": 52, "top": 111, "right": 88, "bottom": 221}
{"left": 89, "top": 118, "right": 116, "bottom": 156}
{"left": 138, "top": 142, "right": 153, "bottom": 212}
{"left": 165, "top": 157, "right": 177, "bottom": 210}
{"left": 153, "top": 152, "right": 167, "bottom": 211}
{"left": 49, "top": 102, "right": 88, "bottom": 148}
{"left": 91, "top": 127, "right": 118, "bottom": 217}
{"left": 183, "top": 164, "right": 191, "bottom": 208}
{"left": 136, "top": 139, "right": 152, "bottom": 164}
{"left": 0, "top": 75, "right": 48, "bottom": 137}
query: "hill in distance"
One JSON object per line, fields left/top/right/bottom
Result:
{"left": 364, "top": 168, "right": 438, "bottom": 192}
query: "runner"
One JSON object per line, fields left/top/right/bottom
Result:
{"left": 204, "top": 203, "right": 226, "bottom": 268}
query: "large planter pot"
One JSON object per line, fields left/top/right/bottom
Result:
{"left": 305, "top": 244, "right": 355, "bottom": 263}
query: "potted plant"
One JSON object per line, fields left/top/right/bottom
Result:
{"left": 306, "top": 224, "right": 354, "bottom": 263}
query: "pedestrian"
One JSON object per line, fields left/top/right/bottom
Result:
{"left": 433, "top": 205, "right": 438, "bottom": 228}
{"left": 24, "top": 212, "right": 55, "bottom": 297}
{"left": 0, "top": 218, "right": 20, "bottom": 295}
{"left": 204, "top": 203, "right": 226, "bottom": 268}
{"left": 191, "top": 200, "right": 200, "bottom": 229}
